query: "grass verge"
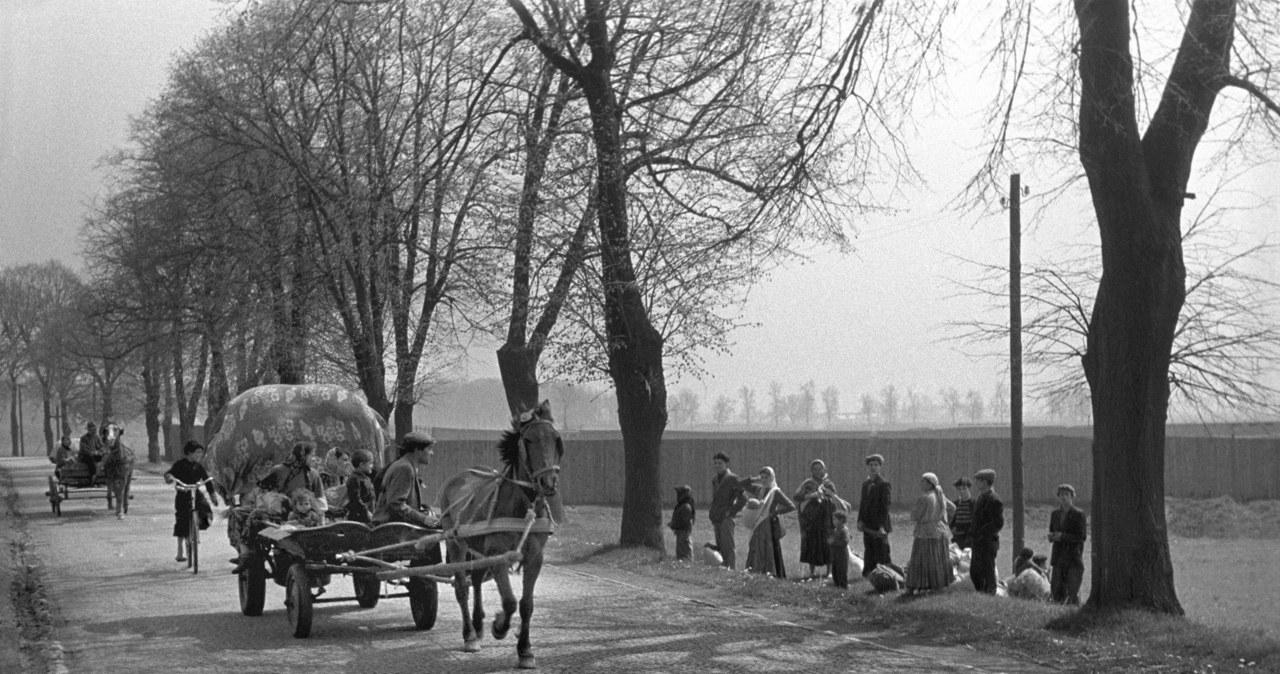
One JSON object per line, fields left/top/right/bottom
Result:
{"left": 552, "top": 506, "right": 1279, "bottom": 674}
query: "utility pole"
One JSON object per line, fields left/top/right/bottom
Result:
{"left": 1009, "top": 173, "right": 1025, "bottom": 566}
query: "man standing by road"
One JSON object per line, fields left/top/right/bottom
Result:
{"left": 969, "top": 468, "right": 1004, "bottom": 594}
{"left": 857, "top": 453, "right": 893, "bottom": 577}
{"left": 709, "top": 452, "right": 746, "bottom": 569}
{"left": 1048, "top": 483, "right": 1087, "bottom": 605}
{"left": 373, "top": 432, "right": 440, "bottom": 527}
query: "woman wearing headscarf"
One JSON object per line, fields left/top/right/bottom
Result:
{"left": 905, "top": 472, "right": 956, "bottom": 595}
{"left": 794, "top": 459, "right": 842, "bottom": 581}
{"left": 743, "top": 466, "right": 796, "bottom": 578}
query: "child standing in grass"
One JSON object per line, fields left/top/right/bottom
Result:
{"left": 669, "top": 485, "right": 695, "bottom": 561}
{"left": 828, "top": 510, "right": 851, "bottom": 589}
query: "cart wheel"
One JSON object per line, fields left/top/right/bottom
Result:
{"left": 189, "top": 510, "right": 200, "bottom": 574}
{"left": 354, "top": 572, "right": 381, "bottom": 609}
{"left": 239, "top": 559, "right": 267, "bottom": 616}
{"left": 408, "top": 578, "right": 437, "bottom": 630}
{"left": 285, "top": 564, "right": 313, "bottom": 638}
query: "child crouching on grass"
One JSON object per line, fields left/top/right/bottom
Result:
{"left": 829, "top": 510, "right": 851, "bottom": 588}
{"left": 669, "top": 485, "right": 695, "bottom": 561}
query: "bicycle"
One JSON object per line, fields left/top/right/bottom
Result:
{"left": 172, "top": 478, "right": 214, "bottom": 574}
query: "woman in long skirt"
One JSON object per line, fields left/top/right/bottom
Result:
{"left": 744, "top": 466, "right": 796, "bottom": 578}
{"left": 794, "top": 459, "right": 840, "bottom": 581}
{"left": 905, "top": 472, "right": 955, "bottom": 594}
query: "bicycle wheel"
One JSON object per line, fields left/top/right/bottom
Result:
{"left": 189, "top": 508, "right": 200, "bottom": 574}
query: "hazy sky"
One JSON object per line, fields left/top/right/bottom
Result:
{"left": 3, "top": 1, "right": 1277, "bottom": 417}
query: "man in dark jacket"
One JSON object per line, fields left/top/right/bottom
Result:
{"left": 969, "top": 468, "right": 1004, "bottom": 594}
{"left": 373, "top": 432, "right": 439, "bottom": 527}
{"left": 709, "top": 452, "right": 747, "bottom": 569}
{"left": 78, "top": 421, "right": 102, "bottom": 480}
{"left": 856, "top": 453, "right": 893, "bottom": 577}
{"left": 1048, "top": 483, "right": 1088, "bottom": 604}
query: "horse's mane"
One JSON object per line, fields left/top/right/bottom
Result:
{"left": 498, "top": 429, "right": 521, "bottom": 468}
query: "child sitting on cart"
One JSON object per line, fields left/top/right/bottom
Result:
{"left": 287, "top": 489, "right": 325, "bottom": 527}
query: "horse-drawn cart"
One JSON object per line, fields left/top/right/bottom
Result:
{"left": 239, "top": 519, "right": 526, "bottom": 639}
{"left": 45, "top": 463, "right": 113, "bottom": 516}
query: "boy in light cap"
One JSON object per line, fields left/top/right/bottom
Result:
{"left": 968, "top": 469, "right": 1003, "bottom": 594}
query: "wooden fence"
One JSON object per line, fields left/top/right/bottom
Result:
{"left": 417, "top": 431, "right": 1280, "bottom": 507}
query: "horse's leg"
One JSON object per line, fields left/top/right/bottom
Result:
{"left": 516, "top": 537, "right": 545, "bottom": 670}
{"left": 121, "top": 471, "right": 131, "bottom": 515}
{"left": 470, "top": 567, "right": 485, "bottom": 642}
{"left": 453, "top": 568, "right": 480, "bottom": 652}
{"left": 490, "top": 555, "right": 518, "bottom": 641}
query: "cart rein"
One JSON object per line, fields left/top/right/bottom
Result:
{"left": 336, "top": 505, "right": 542, "bottom": 576}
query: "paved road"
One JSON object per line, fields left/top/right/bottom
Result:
{"left": 3, "top": 457, "right": 1054, "bottom": 673}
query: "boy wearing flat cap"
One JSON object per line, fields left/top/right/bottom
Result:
{"left": 857, "top": 453, "right": 893, "bottom": 576}
{"left": 373, "top": 431, "right": 439, "bottom": 527}
{"left": 968, "top": 468, "right": 1003, "bottom": 593}
{"left": 1048, "top": 483, "right": 1088, "bottom": 604}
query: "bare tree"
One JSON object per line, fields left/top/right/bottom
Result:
{"left": 767, "top": 381, "right": 785, "bottom": 427}
{"left": 859, "top": 393, "right": 877, "bottom": 427}
{"left": 939, "top": 387, "right": 963, "bottom": 426}
{"left": 879, "top": 384, "right": 899, "bottom": 426}
{"left": 964, "top": 389, "right": 984, "bottom": 424}
{"left": 821, "top": 385, "right": 840, "bottom": 428}
{"left": 712, "top": 395, "right": 735, "bottom": 426}
{"left": 737, "top": 385, "right": 755, "bottom": 426}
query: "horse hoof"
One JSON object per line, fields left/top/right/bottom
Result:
{"left": 492, "top": 618, "right": 510, "bottom": 641}
{"left": 517, "top": 654, "right": 537, "bottom": 669}
{"left": 463, "top": 640, "right": 480, "bottom": 653}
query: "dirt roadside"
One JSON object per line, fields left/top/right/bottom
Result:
{"left": 1, "top": 463, "right": 65, "bottom": 674}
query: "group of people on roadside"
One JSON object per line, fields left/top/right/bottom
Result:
{"left": 670, "top": 451, "right": 1088, "bottom": 605}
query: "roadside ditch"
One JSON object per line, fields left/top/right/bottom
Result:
{"left": 1, "top": 465, "right": 66, "bottom": 674}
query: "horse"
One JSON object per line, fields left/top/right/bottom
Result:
{"left": 100, "top": 422, "right": 135, "bottom": 519}
{"left": 437, "top": 400, "right": 562, "bottom": 670}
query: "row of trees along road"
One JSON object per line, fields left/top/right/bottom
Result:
{"left": 22, "top": 0, "right": 1280, "bottom": 614}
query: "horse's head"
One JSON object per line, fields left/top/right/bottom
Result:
{"left": 103, "top": 422, "right": 123, "bottom": 447}
{"left": 501, "top": 400, "right": 563, "bottom": 498}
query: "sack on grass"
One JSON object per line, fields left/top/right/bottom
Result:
{"left": 701, "top": 543, "right": 723, "bottom": 567}
{"left": 848, "top": 549, "right": 864, "bottom": 577}
{"left": 868, "top": 563, "right": 905, "bottom": 593}
{"left": 1007, "top": 568, "right": 1051, "bottom": 600}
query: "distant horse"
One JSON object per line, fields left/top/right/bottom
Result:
{"left": 437, "top": 400, "right": 562, "bottom": 670}
{"left": 100, "top": 423, "right": 135, "bottom": 519}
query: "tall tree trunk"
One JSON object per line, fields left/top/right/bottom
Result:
{"left": 204, "top": 328, "right": 231, "bottom": 438}
{"left": 497, "top": 345, "right": 541, "bottom": 417}
{"left": 58, "top": 395, "right": 70, "bottom": 438}
{"left": 1075, "top": 0, "right": 1237, "bottom": 613}
{"left": 581, "top": 64, "right": 667, "bottom": 550}
{"left": 142, "top": 359, "right": 162, "bottom": 463}
{"left": 41, "top": 390, "right": 53, "bottom": 455}
{"left": 100, "top": 365, "right": 115, "bottom": 423}
{"left": 163, "top": 359, "right": 175, "bottom": 461}
{"left": 9, "top": 373, "right": 19, "bottom": 457}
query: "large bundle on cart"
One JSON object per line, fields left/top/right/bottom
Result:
{"left": 206, "top": 384, "right": 391, "bottom": 497}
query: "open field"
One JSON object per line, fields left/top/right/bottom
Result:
{"left": 544, "top": 498, "right": 1280, "bottom": 672}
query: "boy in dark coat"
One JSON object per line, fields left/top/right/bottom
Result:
{"left": 669, "top": 484, "right": 696, "bottom": 561}
{"left": 345, "top": 449, "right": 376, "bottom": 524}
{"left": 1048, "top": 483, "right": 1088, "bottom": 604}
{"left": 857, "top": 453, "right": 893, "bottom": 577}
{"left": 969, "top": 468, "right": 1004, "bottom": 594}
